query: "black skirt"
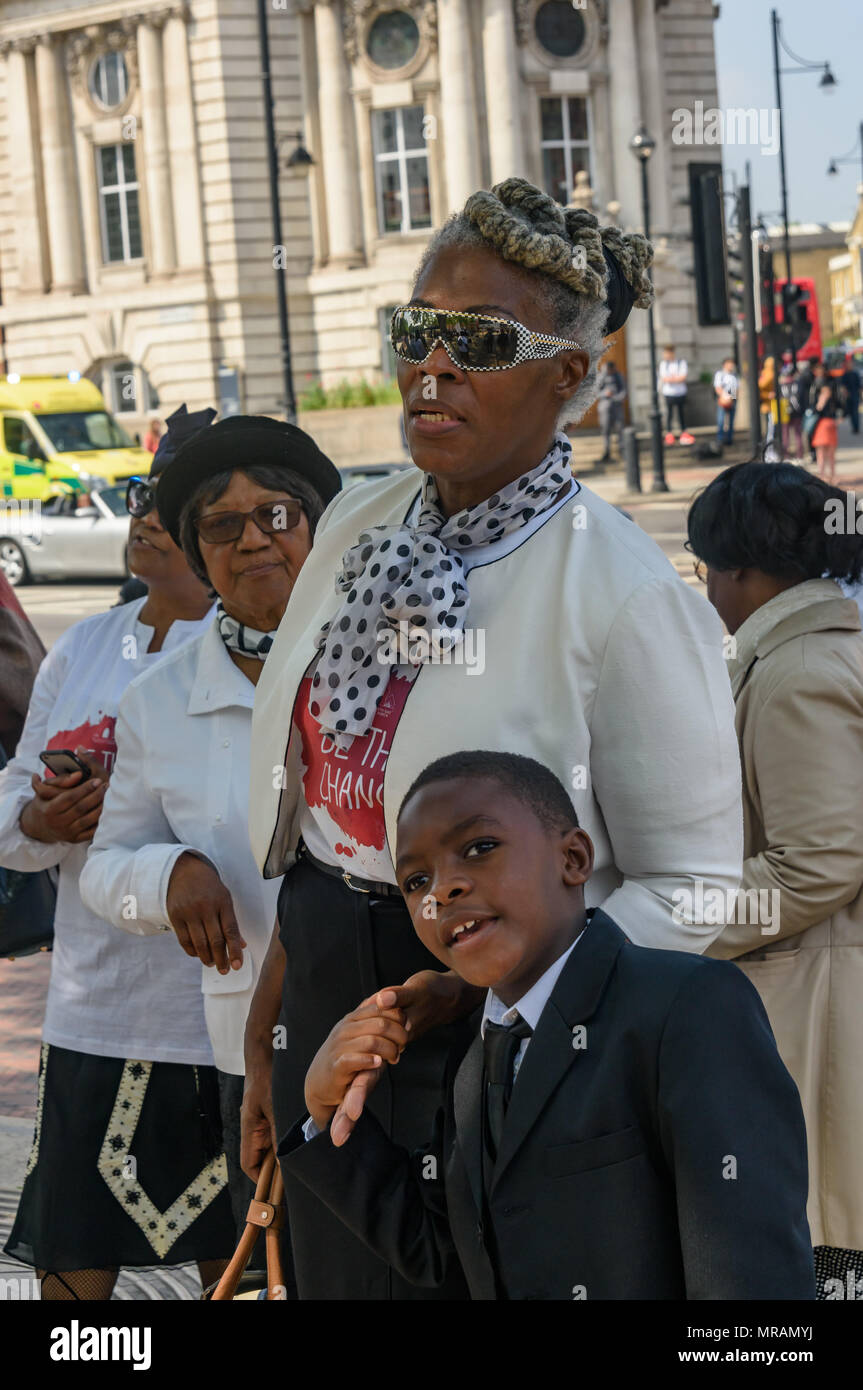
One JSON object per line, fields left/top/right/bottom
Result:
{"left": 273, "top": 857, "right": 472, "bottom": 1300}
{"left": 4, "top": 1043, "right": 235, "bottom": 1271}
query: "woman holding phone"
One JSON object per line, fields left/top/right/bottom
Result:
{"left": 0, "top": 409, "right": 235, "bottom": 1300}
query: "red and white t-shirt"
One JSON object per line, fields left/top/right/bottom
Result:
{"left": 292, "top": 481, "right": 576, "bottom": 882}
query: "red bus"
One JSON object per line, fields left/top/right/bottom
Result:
{"left": 770, "top": 276, "right": 822, "bottom": 364}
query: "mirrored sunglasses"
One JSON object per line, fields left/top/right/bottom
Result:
{"left": 390, "top": 305, "right": 581, "bottom": 372}
{"left": 126, "top": 476, "right": 156, "bottom": 518}
{"left": 194, "top": 499, "right": 303, "bottom": 545}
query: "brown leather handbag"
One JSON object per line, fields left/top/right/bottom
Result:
{"left": 206, "top": 1151, "right": 286, "bottom": 1300}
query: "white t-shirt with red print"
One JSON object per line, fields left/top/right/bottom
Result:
{"left": 0, "top": 597, "right": 215, "bottom": 1063}
{"left": 293, "top": 483, "right": 576, "bottom": 883}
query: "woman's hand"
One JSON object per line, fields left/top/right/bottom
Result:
{"left": 165, "top": 851, "right": 246, "bottom": 974}
{"left": 241, "top": 1064, "right": 278, "bottom": 1182}
{"left": 305, "top": 1000, "right": 409, "bottom": 1144}
{"left": 326, "top": 970, "right": 484, "bottom": 1144}
{"left": 19, "top": 748, "right": 109, "bottom": 845}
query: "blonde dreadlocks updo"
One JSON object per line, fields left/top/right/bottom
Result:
{"left": 412, "top": 177, "right": 654, "bottom": 425}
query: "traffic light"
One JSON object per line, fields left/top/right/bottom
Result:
{"left": 688, "top": 162, "right": 731, "bottom": 326}
{"left": 781, "top": 282, "right": 810, "bottom": 352}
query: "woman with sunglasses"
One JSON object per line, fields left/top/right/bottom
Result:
{"left": 687, "top": 461, "right": 863, "bottom": 1298}
{"left": 81, "top": 416, "right": 341, "bottom": 1281}
{"left": 239, "top": 179, "right": 742, "bottom": 1301}
{"left": 0, "top": 410, "right": 232, "bottom": 1300}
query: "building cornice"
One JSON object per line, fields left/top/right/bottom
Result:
{"left": 0, "top": 1, "right": 189, "bottom": 50}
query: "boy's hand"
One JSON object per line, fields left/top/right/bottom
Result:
{"left": 305, "top": 1000, "right": 409, "bottom": 1142}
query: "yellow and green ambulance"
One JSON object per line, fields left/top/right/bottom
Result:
{"left": 0, "top": 374, "right": 152, "bottom": 500}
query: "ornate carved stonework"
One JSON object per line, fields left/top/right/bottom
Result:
{"left": 65, "top": 21, "right": 139, "bottom": 103}
{"left": 343, "top": 0, "right": 437, "bottom": 65}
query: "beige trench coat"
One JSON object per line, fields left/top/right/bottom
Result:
{"left": 708, "top": 585, "right": 863, "bottom": 1249}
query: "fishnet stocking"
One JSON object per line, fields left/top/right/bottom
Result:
{"left": 39, "top": 1268, "right": 119, "bottom": 1301}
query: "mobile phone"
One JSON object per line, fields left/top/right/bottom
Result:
{"left": 39, "top": 749, "right": 91, "bottom": 778}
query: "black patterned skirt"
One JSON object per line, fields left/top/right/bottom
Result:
{"left": 4, "top": 1043, "right": 235, "bottom": 1271}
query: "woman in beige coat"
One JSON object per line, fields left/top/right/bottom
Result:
{"left": 688, "top": 460, "right": 863, "bottom": 1299}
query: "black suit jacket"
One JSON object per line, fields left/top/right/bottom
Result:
{"left": 281, "top": 910, "right": 815, "bottom": 1300}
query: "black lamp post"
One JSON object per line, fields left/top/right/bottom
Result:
{"left": 257, "top": 1, "right": 314, "bottom": 424}
{"left": 629, "top": 124, "right": 667, "bottom": 493}
{"left": 827, "top": 122, "right": 863, "bottom": 186}
{"left": 771, "top": 8, "right": 837, "bottom": 288}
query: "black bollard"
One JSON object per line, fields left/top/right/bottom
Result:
{"left": 622, "top": 426, "right": 641, "bottom": 493}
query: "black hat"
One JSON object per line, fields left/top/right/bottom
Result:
{"left": 156, "top": 414, "right": 342, "bottom": 547}
{"left": 150, "top": 404, "right": 218, "bottom": 479}
{"left": 602, "top": 246, "right": 635, "bottom": 336}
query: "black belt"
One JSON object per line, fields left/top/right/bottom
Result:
{"left": 294, "top": 839, "right": 403, "bottom": 898}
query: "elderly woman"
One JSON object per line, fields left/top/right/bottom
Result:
{"left": 80, "top": 416, "right": 340, "bottom": 1264}
{"left": 218, "top": 179, "right": 741, "bottom": 1300}
{"left": 687, "top": 460, "right": 863, "bottom": 1298}
{"left": 0, "top": 413, "right": 226, "bottom": 1299}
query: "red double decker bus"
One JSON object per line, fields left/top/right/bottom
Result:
{"left": 768, "top": 277, "right": 822, "bottom": 364}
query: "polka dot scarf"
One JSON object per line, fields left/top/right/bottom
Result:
{"left": 309, "top": 432, "right": 573, "bottom": 747}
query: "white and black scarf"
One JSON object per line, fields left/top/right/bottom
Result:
{"left": 216, "top": 600, "right": 275, "bottom": 661}
{"left": 310, "top": 432, "right": 573, "bottom": 747}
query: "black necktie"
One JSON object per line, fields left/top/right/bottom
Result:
{"left": 482, "top": 1016, "right": 533, "bottom": 1169}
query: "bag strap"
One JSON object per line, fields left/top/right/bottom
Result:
{"left": 209, "top": 1150, "right": 286, "bottom": 1300}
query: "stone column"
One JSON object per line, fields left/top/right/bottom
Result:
{"left": 2, "top": 41, "right": 50, "bottom": 292}
{"left": 482, "top": 0, "right": 525, "bottom": 182}
{"left": 137, "top": 14, "right": 177, "bottom": 275}
{"left": 314, "top": 0, "right": 363, "bottom": 266}
{"left": 635, "top": 0, "right": 671, "bottom": 235}
{"left": 438, "top": 0, "right": 482, "bottom": 209}
{"left": 162, "top": 5, "right": 205, "bottom": 271}
{"left": 34, "top": 35, "right": 86, "bottom": 292}
{"left": 607, "top": 0, "right": 643, "bottom": 231}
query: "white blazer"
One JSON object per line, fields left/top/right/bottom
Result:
{"left": 249, "top": 470, "right": 743, "bottom": 953}
{"left": 81, "top": 618, "right": 282, "bottom": 1075}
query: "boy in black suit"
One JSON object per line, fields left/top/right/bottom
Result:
{"left": 280, "top": 752, "right": 814, "bottom": 1300}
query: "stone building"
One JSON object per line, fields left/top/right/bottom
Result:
{"left": 0, "top": 0, "right": 732, "bottom": 434}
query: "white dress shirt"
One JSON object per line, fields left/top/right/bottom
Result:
{"left": 480, "top": 930, "right": 583, "bottom": 1081}
{"left": 80, "top": 618, "right": 282, "bottom": 1075}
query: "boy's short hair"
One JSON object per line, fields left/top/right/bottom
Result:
{"left": 399, "top": 751, "right": 579, "bottom": 835}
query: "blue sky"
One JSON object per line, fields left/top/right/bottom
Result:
{"left": 714, "top": 0, "right": 863, "bottom": 227}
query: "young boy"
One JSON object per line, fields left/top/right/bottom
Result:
{"left": 279, "top": 752, "right": 814, "bottom": 1301}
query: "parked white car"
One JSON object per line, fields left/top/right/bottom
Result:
{"left": 0, "top": 485, "right": 130, "bottom": 586}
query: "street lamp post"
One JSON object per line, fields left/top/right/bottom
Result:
{"left": 827, "top": 121, "right": 863, "bottom": 187}
{"left": 771, "top": 7, "right": 837, "bottom": 288}
{"left": 257, "top": 0, "right": 315, "bottom": 424}
{"left": 629, "top": 124, "right": 667, "bottom": 493}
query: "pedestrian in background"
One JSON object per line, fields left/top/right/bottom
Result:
{"left": 143, "top": 418, "right": 163, "bottom": 455}
{"left": 595, "top": 357, "right": 626, "bottom": 463}
{"left": 840, "top": 359, "right": 861, "bottom": 435}
{"left": 688, "top": 461, "right": 863, "bottom": 1298}
{"left": 658, "top": 344, "right": 694, "bottom": 445}
{"left": 781, "top": 360, "right": 806, "bottom": 461}
{"left": 713, "top": 356, "right": 738, "bottom": 447}
{"left": 811, "top": 361, "right": 840, "bottom": 484}
{"left": 0, "top": 569, "right": 45, "bottom": 759}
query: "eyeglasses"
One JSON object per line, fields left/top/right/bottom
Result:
{"left": 390, "top": 305, "right": 582, "bottom": 372}
{"left": 693, "top": 559, "right": 708, "bottom": 583}
{"left": 194, "top": 498, "right": 303, "bottom": 545}
{"left": 126, "top": 476, "right": 156, "bottom": 518}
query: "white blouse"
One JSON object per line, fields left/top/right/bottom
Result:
{"left": 0, "top": 599, "right": 215, "bottom": 1065}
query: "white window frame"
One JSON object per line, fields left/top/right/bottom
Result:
{"left": 539, "top": 94, "right": 592, "bottom": 205}
{"left": 96, "top": 144, "right": 142, "bottom": 264}
{"left": 371, "top": 106, "right": 430, "bottom": 236}
{"left": 90, "top": 51, "right": 129, "bottom": 109}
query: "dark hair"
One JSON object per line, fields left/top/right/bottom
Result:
{"left": 399, "top": 751, "right": 579, "bottom": 835}
{"left": 687, "top": 460, "right": 863, "bottom": 583}
{"left": 178, "top": 463, "right": 325, "bottom": 588}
